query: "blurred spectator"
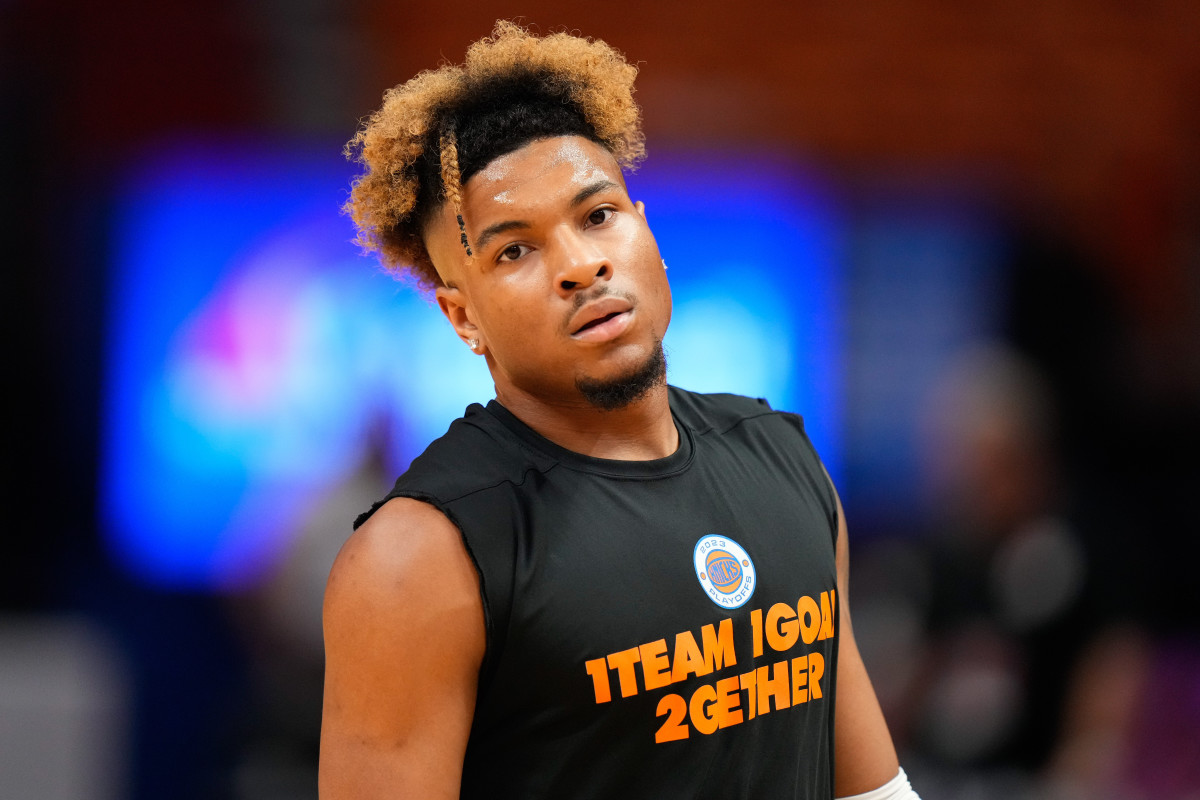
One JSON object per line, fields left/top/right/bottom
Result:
{"left": 853, "top": 344, "right": 1104, "bottom": 799}
{"left": 913, "top": 346, "right": 1094, "bottom": 770}
{"left": 855, "top": 331, "right": 1200, "bottom": 800}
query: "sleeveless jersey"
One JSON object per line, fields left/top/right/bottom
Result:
{"left": 355, "top": 387, "right": 841, "bottom": 799}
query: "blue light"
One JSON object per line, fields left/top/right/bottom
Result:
{"left": 102, "top": 143, "right": 843, "bottom": 589}
{"left": 629, "top": 153, "right": 844, "bottom": 473}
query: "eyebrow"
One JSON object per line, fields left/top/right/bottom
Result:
{"left": 473, "top": 179, "right": 621, "bottom": 251}
{"left": 570, "top": 179, "right": 620, "bottom": 208}
{"left": 474, "top": 219, "right": 529, "bottom": 252}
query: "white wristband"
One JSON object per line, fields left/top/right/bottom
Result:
{"left": 835, "top": 767, "right": 920, "bottom": 800}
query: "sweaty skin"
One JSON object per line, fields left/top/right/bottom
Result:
{"left": 319, "top": 135, "right": 901, "bottom": 799}
{"left": 428, "top": 137, "right": 676, "bottom": 461}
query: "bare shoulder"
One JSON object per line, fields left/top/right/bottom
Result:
{"left": 320, "top": 497, "right": 484, "bottom": 800}
{"left": 323, "top": 495, "right": 485, "bottom": 671}
{"left": 326, "top": 497, "right": 475, "bottom": 604}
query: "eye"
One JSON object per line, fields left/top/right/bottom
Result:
{"left": 586, "top": 207, "right": 614, "bottom": 226}
{"left": 497, "top": 243, "right": 531, "bottom": 263}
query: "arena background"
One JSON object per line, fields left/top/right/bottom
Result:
{"left": 3, "top": 2, "right": 1198, "bottom": 798}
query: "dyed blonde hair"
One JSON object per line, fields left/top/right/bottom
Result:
{"left": 343, "top": 20, "right": 646, "bottom": 289}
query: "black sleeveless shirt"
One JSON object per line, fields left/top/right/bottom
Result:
{"left": 355, "top": 387, "right": 841, "bottom": 799}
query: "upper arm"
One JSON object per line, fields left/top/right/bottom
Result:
{"left": 830, "top": 484, "right": 901, "bottom": 796}
{"left": 319, "top": 497, "right": 486, "bottom": 800}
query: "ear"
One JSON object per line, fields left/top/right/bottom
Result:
{"left": 435, "top": 284, "right": 485, "bottom": 353}
{"left": 634, "top": 199, "right": 647, "bottom": 219}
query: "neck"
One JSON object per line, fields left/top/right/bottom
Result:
{"left": 494, "top": 381, "right": 678, "bottom": 461}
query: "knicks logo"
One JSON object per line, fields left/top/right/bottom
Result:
{"left": 706, "top": 550, "right": 742, "bottom": 593}
{"left": 693, "top": 535, "right": 756, "bottom": 609}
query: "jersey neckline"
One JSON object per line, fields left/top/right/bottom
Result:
{"left": 481, "top": 391, "right": 695, "bottom": 479}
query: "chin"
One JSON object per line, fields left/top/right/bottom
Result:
{"left": 575, "top": 340, "right": 666, "bottom": 411}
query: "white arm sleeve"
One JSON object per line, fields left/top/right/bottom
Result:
{"left": 835, "top": 768, "right": 921, "bottom": 800}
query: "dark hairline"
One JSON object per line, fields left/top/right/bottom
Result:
{"left": 420, "top": 135, "right": 624, "bottom": 250}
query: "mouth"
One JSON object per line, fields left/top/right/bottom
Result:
{"left": 569, "top": 297, "right": 635, "bottom": 342}
{"left": 574, "top": 310, "right": 624, "bottom": 334}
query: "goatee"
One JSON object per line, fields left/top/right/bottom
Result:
{"left": 575, "top": 341, "right": 667, "bottom": 411}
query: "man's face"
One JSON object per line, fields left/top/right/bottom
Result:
{"left": 426, "top": 136, "right": 671, "bottom": 408}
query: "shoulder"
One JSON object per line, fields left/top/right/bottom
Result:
{"left": 669, "top": 386, "right": 773, "bottom": 427}
{"left": 669, "top": 385, "right": 804, "bottom": 435}
{"left": 671, "top": 386, "right": 836, "bottom": 533}
{"left": 407, "top": 404, "right": 531, "bottom": 484}
{"left": 329, "top": 497, "right": 479, "bottom": 622}
{"left": 354, "top": 403, "right": 548, "bottom": 530}
{"left": 403, "top": 403, "right": 552, "bottom": 496}
{"left": 339, "top": 496, "right": 463, "bottom": 563}
{"left": 325, "top": 497, "right": 484, "bottom": 687}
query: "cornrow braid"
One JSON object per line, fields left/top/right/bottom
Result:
{"left": 438, "top": 127, "right": 472, "bottom": 257}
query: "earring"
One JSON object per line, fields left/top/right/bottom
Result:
{"left": 468, "top": 338, "right": 479, "bottom": 351}
{"left": 662, "top": 258, "right": 669, "bottom": 270}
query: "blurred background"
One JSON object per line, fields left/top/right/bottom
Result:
{"left": 3, "top": 1, "right": 1198, "bottom": 798}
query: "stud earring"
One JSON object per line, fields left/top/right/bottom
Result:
{"left": 468, "top": 338, "right": 479, "bottom": 351}
{"left": 662, "top": 258, "right": 669, "bottom": 270}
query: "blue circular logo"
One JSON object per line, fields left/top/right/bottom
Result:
{"left": 693, "top": 535, "right": 756, "bottom": 609}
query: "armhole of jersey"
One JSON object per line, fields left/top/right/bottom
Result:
{"left": 823, "top": 467, "right": 840, "bottom": 552}
{"left": 778, "top": 408, "right": 840, "bottom": 553}
{"left": 352, "top": 497, "right": 386, "bottom": 530}
{"left": 353, "top": 490, "right": 500, "bottom": 695}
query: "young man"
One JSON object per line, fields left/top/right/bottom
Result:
{"left": 321, "top": 21, "right": 919, "bottom": 800}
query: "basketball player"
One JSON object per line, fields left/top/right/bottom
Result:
{"left": 320, "top": 21, "right": 920, "bottom": 800}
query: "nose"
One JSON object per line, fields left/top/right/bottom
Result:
{"left": 553, "top": 230, "right": 611, "bottom": 295}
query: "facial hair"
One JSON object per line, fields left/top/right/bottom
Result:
{"left": 575, "top": 339, "right": 667, "bottom": 411}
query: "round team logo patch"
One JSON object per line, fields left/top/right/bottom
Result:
{"left": 693, "top": 535, "right": 756, "bottom": 609}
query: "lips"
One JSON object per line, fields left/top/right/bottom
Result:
{"left": 569, "top": 296, "right": 634, "bottom": 342}
{"left": 575, "top": 310, "right": 622, "bottom": 333}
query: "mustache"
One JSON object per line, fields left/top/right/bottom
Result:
{"left": 562, "top": 285, "right": 636, "bottom": 332}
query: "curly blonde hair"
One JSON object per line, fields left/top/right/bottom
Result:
{"left": 343, "top": 21, "right": 646, "bottom": 289}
